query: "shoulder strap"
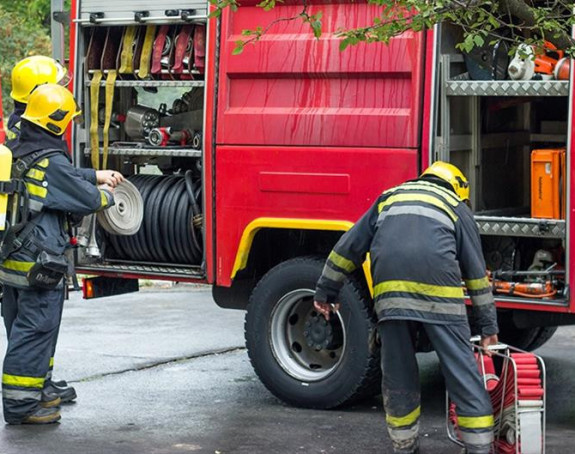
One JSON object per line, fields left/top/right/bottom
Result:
{"left": 12, "top": 148, "right": 63, "bottom": 179}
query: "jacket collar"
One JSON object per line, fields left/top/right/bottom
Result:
{"left": 11, "top": 120, "right": 70, "bottom": 161}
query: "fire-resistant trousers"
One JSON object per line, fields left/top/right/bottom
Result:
{"left": 1, "top": 284, "right": 64, "bottom": 423}
{"left": 378, "top": 320, "right": 494, "bottom": 454}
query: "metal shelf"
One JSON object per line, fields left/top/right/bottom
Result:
{"left": 475, "top": 215, "right": 565, "bottom": 239}
{"left": 85, "top": 79, "right": 204, "bottom": 88}
{"left": 85, "top": 147, "right": 201, "bottom": 157}
{"left": 445, "top": 80, "right": 569, "bottom": 97}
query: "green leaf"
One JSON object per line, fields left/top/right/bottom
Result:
{"left": 312, "top": 20, "right": 322, "bottom": 39}
{"left": 233, "top": 41, "right": 245, "bottom": 55}
{"left": 208, "top": 9, "right": 222, "bottom": 18}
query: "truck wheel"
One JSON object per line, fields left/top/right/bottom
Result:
{"left": 499, "top": 325, "right": 558, "bottom": 351}
{"left": 245, "top": 257, "right": 380, "bottom": 409}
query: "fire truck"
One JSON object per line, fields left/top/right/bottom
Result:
{"left": 56, "top": 0, "right": 575, "bottom": 409}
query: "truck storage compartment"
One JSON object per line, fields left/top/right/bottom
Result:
{"left": 435, "top": 23, "right": 569, "bottom": 304}
{"left": 73, "top": 20, "right": 207, "bottom": 280}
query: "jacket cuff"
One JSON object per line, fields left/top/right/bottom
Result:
{"left": 481, "top": 325, "right": 499, "bottom": 337}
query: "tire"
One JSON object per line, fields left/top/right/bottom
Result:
{"left": 498, "top": 323, "right": 558, "bottom": 351}
{"left": 245, "top": 257, "right": 381, "bottom": 409}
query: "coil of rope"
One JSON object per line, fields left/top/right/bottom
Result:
{"left": 448, "top": 348, "right": 545, "bottom": 454}
{"left": 106, "top": 171, "right": 202, "bottom": 265}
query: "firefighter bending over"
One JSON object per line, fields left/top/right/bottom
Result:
{"left": 0, "top": 84, "right": 122, "bottom": 424}
{"left": 314, "top": 162, "right": 498, "bottom": 454}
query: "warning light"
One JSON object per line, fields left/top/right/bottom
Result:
{"left": 83, "top": 279, "right": 94, "bottom": 299}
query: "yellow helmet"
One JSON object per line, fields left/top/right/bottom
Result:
{"left": 11, "top": 56, "right": 69, "bottom": 104}
{"left": 22, "top": 84, "right": 81, "bottom": 136}
{"left": 421, "top": 161, "right": 470, "bottom": 201}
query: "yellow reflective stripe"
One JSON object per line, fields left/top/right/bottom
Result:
{"left": 378, "top": 194, "right": 457, "bottom": 221}
{"left": 37, "top": 158, "right": 50, "bottom": 168}
{"left": 2, "top": 260, "right": 35, "bottom": 272}
{"left": 27, "top": 168, "right": 45, "bottom": 181}
{"left": 465, "top": 276, "right": 490, "bottom": 291}
{"left": 401, "top": 182, "right": 460, "bottom": 206}
{"left": 457, "top": 415, "right": 494, "bottom": 429}
{"left": 6, "top": 129, "right": 17, "bottom": 140}
{"left": 386, "top": 406, "right": 421, "bottom": 428}
{"left": 49, "top": 357, "right": 55, "bottom": 367}
{"left": 26, "top": 182, "right": 47, "bottom": 198}
{"left": 100, "top": 190, "right": 109, "bottom": 209}
{"left": 328, "top": 250, "right": 356, "bottom": 273}
{"left": 2, "top": 373, "right": 44, "bottom": 389}
{"left": 374, "top": 280, "right": 464, "bottom": 299}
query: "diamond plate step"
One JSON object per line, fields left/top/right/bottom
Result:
{"left": 446, "top": 80, "right": 569, "bottom": 97}
{"left": 476, "top": 216, "right": 565, "bottom": 238}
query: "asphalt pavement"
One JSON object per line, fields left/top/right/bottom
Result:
{"left": 0, "top": 286, "right": 573, "bottom": 454}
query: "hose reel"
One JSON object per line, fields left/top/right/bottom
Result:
{"left": 106, "top": 172, "right": 202, "bottom": 265}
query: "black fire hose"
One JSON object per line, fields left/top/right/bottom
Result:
{"left": 107, "top": 174, "right": 202, "bottom": 265}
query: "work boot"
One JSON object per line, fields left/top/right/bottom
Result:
{"left": 8, "top": 407, "right": 61, "bottom": 425}
{"left": 40, "top": 392, "right": 61, "bottom": 409}
{"left": 43, "top": 380, "right": 77, "bottom": 404}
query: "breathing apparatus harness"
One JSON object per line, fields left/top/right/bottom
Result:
{"left": 0, "top": 147, "right": 69, "bottom": 289}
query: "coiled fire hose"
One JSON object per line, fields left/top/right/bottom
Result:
{"left": 449, "top": 346, "right": 545, "bottom": 454}
{"left": 105, "top": 172, "right": 202, "bottom": 265}
{"left": 97, "top": 180, "right": 144, "bottom": 236}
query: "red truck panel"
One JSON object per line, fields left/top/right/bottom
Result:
{"left": 215, "top": 146, "right": 418, "bottom": 285}
{"left": 214, "top": 2, "right": 425, "bottom": 285}
{"left": 217, "top": 1, "right": 425, "bottom": 148}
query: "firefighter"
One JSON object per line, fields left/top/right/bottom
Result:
{"left": 0, "top": 84, "right": 122, "bottom": 424}
{"left": 314, "top": 162, "right": 498, "bottom": 454}
{"left": 3, "top": 56, "right": 102, "bottom": 408}
{"left": 6, "top": 56, "right": 69, "bottom": 146}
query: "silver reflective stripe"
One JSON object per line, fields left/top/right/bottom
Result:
{"left": 377, "top": 297, "right": 466, "bottom": 316}
{"left": 377, "top": 205, "right": 454, "bottom": 231}
{"left": 322, "top": 264, "right": 347, "bottom": 283}
{"left": 388, "top": 422, "right": 419, "bottom": 442}
{"left": 28, "top": 199, "right": 44, "bottom": 213}
{"left": 459, "top": 430, "right": 494, "bottom": 446}
{"left": 0, "top": 270, "right": 30, "bottom": 288}
{"left": 470, "top": 293, "right": 494, "bottom": 307}
{"left": 3, "top": 389, "right": 41, "bottom": 401}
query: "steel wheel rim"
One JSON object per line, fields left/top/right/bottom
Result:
{"left": 270, "top": 289, "right": 346, "bottom": 382}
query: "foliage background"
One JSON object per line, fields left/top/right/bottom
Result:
{"left": 0, "top": 0, "right": 58, "bottom": 119}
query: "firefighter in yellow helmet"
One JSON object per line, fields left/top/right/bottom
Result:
{"left": 0, "top": 84, "right": 123, "bottom": 424}
{"left": 314, "top": 162, "right": 498, "bottom": 454}
{"left": 6, "top": 56, "right": 69, "bottom": 146}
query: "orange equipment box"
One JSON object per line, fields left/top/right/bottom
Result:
{"left": 531, "top": 148, "right": 566, "bottom": 219}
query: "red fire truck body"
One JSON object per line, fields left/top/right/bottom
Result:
{"left": 64, "top": 0, "right": 574, "bottom": 407}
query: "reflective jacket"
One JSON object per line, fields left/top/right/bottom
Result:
{"left": 315, "top": 178, "right": 498, "bottom": 336}
{"left": 0, "top": 121, "right": 114, "bottom": 288}
{"left": 5, "top": 102, "right": 25, "bottom": 147}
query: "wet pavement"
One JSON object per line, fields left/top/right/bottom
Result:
{"left": 0, "top": 287, "right": 574, "bottom": 453}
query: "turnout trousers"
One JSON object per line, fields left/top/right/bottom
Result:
{"left": 378, "top": 320, "right": 494, "bottom": 454}
{"left": 1, "top": 284, "right": 64, "bottom": 423}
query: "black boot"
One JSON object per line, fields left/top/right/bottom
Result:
{"left": 6, "top": 406, "right": 61, "bottom": 425}
{"left": 40, "top": 392, "right": 61, "bottom": 408}
{"left": 44, "top": 380, "right": 77, "bottom": 403}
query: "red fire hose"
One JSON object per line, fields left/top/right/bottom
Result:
{"left": 448, "top": 345, "right": 545, "bottom": 454}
